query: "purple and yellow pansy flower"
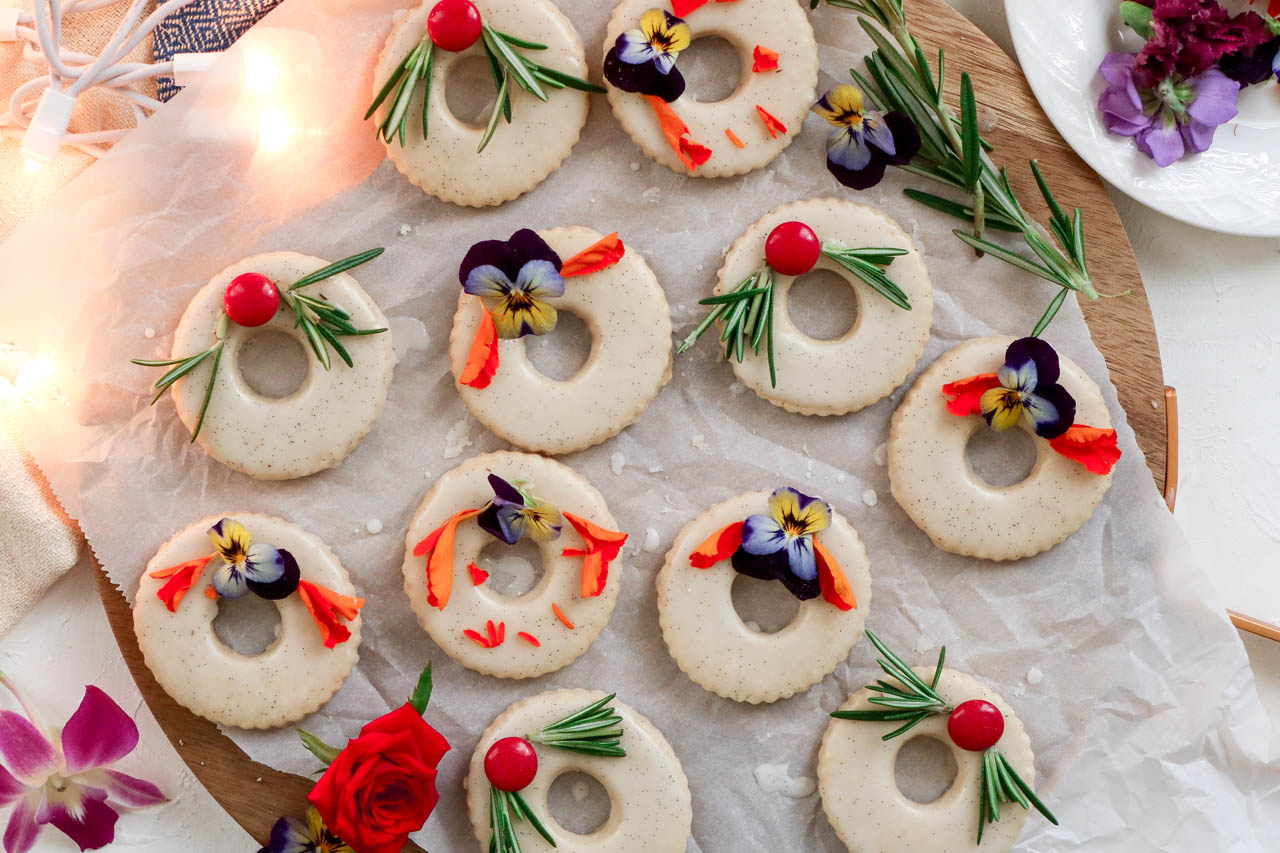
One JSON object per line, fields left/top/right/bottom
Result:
{"left": 732, "top": 487, "right": 831, "bottom": 600}
{"left": 603, "top": 9, "right": 690, "bottom": 102}
{"left": 813, "top": 84, "right": 921, "bottom": 190}
{"left": 459, "top": 229, "right": 566, "bottom": 339}
{"left": 260, "top": 807, "right": 354, "bottom": 853}
{"left": 207, "top": 518, "right": 288, "bottom": 600}
{"left": 979, "top": 337, "right": 1076, "bottom": 439}
{"left": 477, "top": 474, "right": 563, "bottom": 545}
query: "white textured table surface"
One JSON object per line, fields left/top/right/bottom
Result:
{"left": 1, "top": 3, "right": 1277, "bottom": 850}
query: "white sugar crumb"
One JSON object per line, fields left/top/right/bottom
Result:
{"left": 914, "top": 635, "right": 934, "bottom": 654}
{"left": 143, "top": 327, "right": 156, "bottom": 339}
{"left": 729, "top": 381, "right": 746, "bottom": 396}
{"left": 874, "top": 442, "right": 888, "bottom": 466}
{"left": 610, "top": 451, "right": 626, "bottom": 475}
{"left": 630, "top": 161, "right": 640, "bottom": 171}
{"left": 642, "top": 527, "right": 661, "bottom": 552}
{"left": 256, "top": 777, "right": 262, "bottom": 783}
{"left": 862, "top": 489, "right": 878, "bottom": 507}
{"left": 442, "top": 419, "right": 473, "bottom": 459}
{"left": 836, "top": 472, "right": 847, "bottom": 484}
{"left": 571, "top": 780, "right": 591, "bottom": 802}
{"left": 1151, "top": 399, "right": 1159, "bottom": 409}
{"left": 642, "top": 186, "right": 661, "bottom": 202}
{"left": 424, "top": 470, "right": 433, "bottom": 479}
{"left": 1026, "top": 667, "right": 1044, "bottom": 685}
{"left": 1012, "top": 683, "right": 1027, "bottom": 697}
{"left": 691, "top": 433, "right": 709, "bottom": 451}
{"left": 804, "top": 459, "right": 815, "bottom": 479}
{"left": 398, "top": 223, "right": 412, "bottom": 236}
{"left": 754, "top": 763, "right": 816, "bottom": 799}
{"left": 648, "top": 464, "right": 663, "bottom": 474}
{"left": 366, "top": 519, "right": 383, "bottom": 535}
{"left": 695, "top": 263, "right": 705, "bottom": 272}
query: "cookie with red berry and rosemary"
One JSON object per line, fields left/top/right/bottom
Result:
{"left": 132, "top": 250, "right": 392, "bottom": 479}
{"left": 466, "top": 689, "right": 692, "bottom": 852}
{"left": 368, "top": 0, "right": 604, "bottom": 207}
{"left": 679, "top": 197, "right": 933, "bottom": 415}
{"left": 818, "top": 630, "right": 1058, "bottom": 851}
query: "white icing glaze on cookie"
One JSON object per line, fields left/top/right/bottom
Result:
{"left": 402, "top": 452, "right": 621, "bottom": 678}
{"left": 603, "top": 0, "right": 818, "bottom": 177}
{"left": 818, "top": 668, "right": 1036, "bottom": 852}
{"left": 133, "top": 513, "right": 361, "bottom": 729}
{"left": 372, "top": 0, "right": 591, "bottom": 207}
{"left": 449, "top": 228, "right": 672, "bottom": 454}
{"left": 715, "top": 198, "right": 933, "bottom": 415}
{"left": 656, "top": 491, "right": 872, "bottom": 703}
{"left": 466, "top": 689, "right": 693, "bottom": 852}
{"left": 888, "top": 336, "right": 1113, "bottom": 560}
{"left": 169, "top": 252, "right": 394, "bottom": 480}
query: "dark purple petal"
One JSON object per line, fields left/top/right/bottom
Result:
{"left": 99, "top": 770, "right": 166, "bottom": 808}
{"left": 60, "top": 687, "right": 138, "bottom": 776}
{"left": 248, "top": 548, "right": 300, "bottom": 600}
{"left": 477, "top": 503, "right": 509, "bottom": 543}
{"left": 1004, "top": 336, "right": 1060, "bottom": 386}
{"left": 0, "top": 712, "right": 57, "bottom": 783}
{"left": 1219, "top": 37, "right": 1280, "bottom": 85}
{"left": 259, "top": 815, "right": 313, "bottom": 853}
{"left": 603, "top": 48, "right": 685, "bottom": 101}
{"left": 1028, "top": 382, "right": 1076, "bottom": 438}
{"left": 507, "top": 229, "right": 562, "bottom": 272}
{"left": 43, "top": 787, "right": 118, "bottom": 851}
{"left": 4, "top": 795, "right": 39, "bottom": 853}
{"left": 0, "top": 763, "right": 25, "bottom": 806}
{"left": 881, "top": 111, "right": 921, "bottom": 165}
{"left": 826, "top": 150, "right": 888, "bottom": 190}
{"left": 459, "top": 239, "right": 521, "bottom": 286}
{"left": 730, "top": 548, "right": 788, "bottom": 581}
{"left": 779, "top": 569, "right": 821, "bottom": 601}
{"left": 487, "top": 474, "right": 524, "bottom": 507}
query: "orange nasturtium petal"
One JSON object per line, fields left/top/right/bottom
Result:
{"left": 814, "top": 536, "right": 856, "bottom": 612}
{"left": 755, "top": 105, "right": 787, "bottom": 138}
{"left": 689, "top": 521, "right": 744, "bottom": 569}
{"left": 150, "top": 555, "right": 213, "bottom": 612}
{"left": 517, "top": 631, "right": 541, "bottom": 647}
{"left": 752, "top": 45, "right": 779, "bottom": 72}
{"left": 562, "top": 511, "right": 628, "bottom": 598}
{"left": 468, "top": 562, "right": 489, "bottom": 585}
{"left": 942, "top": 372, "right": 1001, "bottom": 417}
{"left": 672, "top": 0, "right": 741, "bottom": 13}
{"left": 412, "top": 508, "right": 481, "bottom": 610}
{"left": 1049, "top": 424, "right": 1122, "bottom": 475}
{"left": 297, "top": 580, "right": 365, "bottom": 649}
{"left": 725, "top": 128, "right": 746, "bottom": 148}
{"left": 648, "top": 96, "right": 712, "bottom": 173}
{"left": 204, "top": 586, "right": 218, "bottom": 600}
{"left": 552, "top": 602, "right": 575, "bottom": 630}
{"left": 459, "top": 310, "right": 499, "bottom": 389}
{"left": 560, "top": 232, "right": 626, "bottom": 278}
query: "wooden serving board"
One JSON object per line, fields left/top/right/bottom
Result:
{"left": 94, "top": 0, "right": 1166, "bottom": 847}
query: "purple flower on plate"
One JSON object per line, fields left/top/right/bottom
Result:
{"left": 602, "top": 9, "right": 690, "bottom": 103}
{"left": 1097, "top": 52, "right": 1240, "bottom": 166}
{"left": 731, "top": 487, "right": 831, "bottom": 601}
{"left": 812, "top": 85, "right": 921, "bottom": 190}
{"left": 979, "top": 337, "right": 1075, "bottom": 439}
{"left": 0, "top": 682, "right": 166, "bottom": 852}
{"left": 459, "top": 229, "right": 565, "bottom": 339}
{"left": 476, "top": 474, "right": 562, "bottom": 545}
{"left": 206, "top": 518, "right": 286, "bottom": 600}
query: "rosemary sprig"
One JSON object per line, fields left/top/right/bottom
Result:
{"left": 977, "top": 747, "right": 1059, "bottom": 844}
{"left": 526, "top": 693, "right": 627, "bottom": 758}
{"left": 831, "top": 629, "right": 951, "bottom": 740}
{"left": 489, "top": 784, "right": 556, "bottom": 853}
{"left": 821, "top": 245, "right": 910, "bottom": 310}
{"left": 809, "top": 0, "right": 1108, "bottom": 335}
{"left": 133, "top": 249, "right": 387, "bottom": 441}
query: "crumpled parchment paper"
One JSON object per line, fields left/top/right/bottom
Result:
{"left": 2, "top": 0, "right": 1278, "bottom": 849}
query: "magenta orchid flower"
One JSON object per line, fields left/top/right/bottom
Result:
{"left": 0, "top": 681, "right": 165, "bottom": 853}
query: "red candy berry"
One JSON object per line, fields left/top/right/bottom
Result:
{"left": 223, "top": 272, "right": 279, "bottom": 327}
{"left": 764, "top": 221, "right": 822, "bottom": 277}
{"left": 947, "top": 700, "right": 1005, "bottom": 752}
{"left": 428, "top": 0, "right": 482, "bottom": 52}
{"left": 484, "top": 737, "right": 538, "bottom": 792}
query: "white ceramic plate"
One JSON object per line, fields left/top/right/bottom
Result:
{"left": 1006, "top": 0, "right": 1280, "bottom": 237}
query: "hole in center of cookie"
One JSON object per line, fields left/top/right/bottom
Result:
{"left": 477, "top": 537, "right": 544, "bottom": 597}
{"left": 731, "top": 573, "right": 801, "bottom": 634}
{"left": 445, "top": 55, "right": 498, "bottom": 128}
{"left": 212, "top": 593, "right": 282, "bottom": 656}
{"left": 894, "top": 736, "right": 959, "bottom": 804}
{"left": 965, "top": 425, "right": 1038, "bottom": 488}
{"left": 786, "top": 269, "right": 859, "bottom": 341}
{"left": 547, "top": 771, "right": 611, "bottom": 836}
{"left": 237, "top": 329, "right": 308, "bottom": 399}
{"left": 524, "top": 310, "right": 591, "bottom": 382}
{"left": 680, "top": 35, "right": 742, "bottom": 104}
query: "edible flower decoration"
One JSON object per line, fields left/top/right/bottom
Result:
{"left": 813, "top": 84, "right": 921, "bottom": 190}
{"left": 831, "top": 631, "right": 1058, "bottom": 845}
{"left": 604, "top": 9, "right": 690, "bottom": 102}
{"left": 688, "top": 487, "right": 857, "bottom": 609}
{"left": 368, "top": 0, "right": 604, "bottom": 153}
{"left": 942, "top": 338, "right": 1121, "bottom": 475}
{"left": 147, "top": 518, "right": 363, "bottom": 649}
{"left": 458, "top": 229, "right": 626, "bottom": 388}
{"left": 258, "top": 808, "right": 353, "bottom": 853}
{"left": 678, "top": 220, "right": 908, "bottom": 387}
{"left": 0, "top": 676, "right": 166, "bottom": 853}
{"left": 477, "top": 474, "right": 563, "bottom": 545}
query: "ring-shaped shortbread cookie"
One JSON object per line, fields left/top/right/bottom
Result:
{"left": 170, "top": 252, "right": 395, "bottom": 479}
{"left": 888, "top": 336, "right": 1114, "bottom": 560}
{"left": 449, "top": 227, "right": 672, "bottom": 455}
{"left": 466, "top": 689, "right": 693, "bottom": 852}
{"left": 715, "top": 198, "right": 933, "bottom": 415}
{"left": 603, "top": 0, "right": 818, "bottom": 177}
{"left": 403, "top": 452, "right": 622, "bottom": 678}
{"left": 818, "top": 668, "right": 1036, "bottom": 852}
{"left": 133, "top": 513, "right": 362, "bottom": 729}
{"left": 372, "top": 0, "right": 592, "bottom": 207}
{"left": 657, "top": 491, "right": 872, "bottom": 703}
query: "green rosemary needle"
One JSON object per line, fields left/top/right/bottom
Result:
{"left": 489, "top": 784, "right": 556, "bottom": 853}
{"left": 526, "top": 693, "right": 627, "bottom": 758}
{"left": 830, "top": 629, "right": 951, "bottom": 741}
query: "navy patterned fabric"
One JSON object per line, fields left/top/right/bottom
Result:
{"left": 153, "top": 0, "right": 284, "bottom": 100}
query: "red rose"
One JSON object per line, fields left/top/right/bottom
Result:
{"left": 307, "top": 704, "right": 450, "bottom": 853}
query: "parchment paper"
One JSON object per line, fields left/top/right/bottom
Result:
{"left": 3, "top": 0, "right": 1278, "bottom": 849}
